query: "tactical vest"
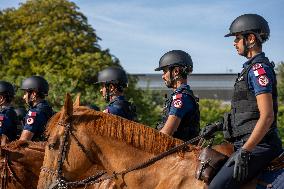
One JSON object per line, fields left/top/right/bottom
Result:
{"left": 157, "top": 88, "right": 200, "bottom": 141}
{"left": 111, "top": 99, "right": 137, "bottom": 121}
{"left": 229, "top": 57, "right": 278, "bottom": 139}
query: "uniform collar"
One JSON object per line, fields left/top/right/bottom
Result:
{"left": 109, "top": 96, "right": 125, "bottom": 104}
{"left": 174, "top": 84, "right": 190, "bottom": 93}
{"left": 243, "top": 52, "right": 265, "bottom": 68}
{"left": 33, "top": 100, "right": 47, "bottom": 108}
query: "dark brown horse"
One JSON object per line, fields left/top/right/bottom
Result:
{"left": 38, "top": 94, "right": 276, "bottom": 189}
{"left": 0, "top": 141, "right": 45, "bottom": 189}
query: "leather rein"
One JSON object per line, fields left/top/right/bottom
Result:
{"left": 41, "top": 116, "right": 202, "bottom": 189}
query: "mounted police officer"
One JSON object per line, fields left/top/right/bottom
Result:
{"left": 96, "top": 67, "right": 137, "bottom": 121}
{"left": 19, "top": 76, "right": 54, "bottom": 141}
{"left": 0, "top": 81, "right": 18, "bottom": 145}
{"left": 201, "top": 14, "right": 283, "bottom": 189}
{"left": 155, "top": 50, "right": 200, "bottom": 141}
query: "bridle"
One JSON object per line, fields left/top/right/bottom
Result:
{"left": 41, "top": 114, "right": 202, "bottom": 189}
{"left": 41, "top": 118, "right": 107, "bottom": 189}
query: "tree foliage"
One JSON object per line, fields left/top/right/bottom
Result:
{"left": 276, "top": 61, "right": 284, "bottom": 104}
{"left": 0, "top": 0, "right": 164, "bottom": 126}
{"left": 0, "top": 0, "right": 118, "bottom": 108}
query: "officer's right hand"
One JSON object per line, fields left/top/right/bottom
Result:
{"left": 200, "top": 121, "right": 223, "bottom": 139}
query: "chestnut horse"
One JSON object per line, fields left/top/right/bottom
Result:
{"left": 38, "top": 94, "right": 281, "bottom": 189}
{"left": 0, "top": 141, "right": 45, "bottom": 189}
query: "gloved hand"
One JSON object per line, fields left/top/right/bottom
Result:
{"left": 200, "top": 121, "right": 223, "bottom": 139}
{"left": 226, "top": 148, "right": 251, "bottom": 182}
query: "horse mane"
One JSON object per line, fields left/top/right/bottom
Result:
{"left": 47, "top": 106, "right": 197, "bottom": 155}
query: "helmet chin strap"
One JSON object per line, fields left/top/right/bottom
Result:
{"left": 240, "top": 35, "right": 256, "bottom": 57}
{"left": 105, "top": 84, "right": 111, "bottom": 103}
{"left": 27, "top": 92, "right": 35, "bottom": 107}
{"left": 165, "top": 67, "right": 182, "bottom": 88}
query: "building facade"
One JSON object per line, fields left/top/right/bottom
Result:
{"left": 133, "top": 73, "right": 238, "bottom": 101}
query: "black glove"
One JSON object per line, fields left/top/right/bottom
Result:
{"left": 226, "top": 148, "right": 251, "bottom": 182}
{"left": 200, "top": 121, "right": 223, "bottom": 139}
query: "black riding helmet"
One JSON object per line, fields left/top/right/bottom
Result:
{"left": 20, "top": 76, "right": 49, "bottom": 96}
{"left": 155, "top": 50, "right": 193, "bottom": 72}
{"left": 0, "top": 81, "right": 15, "bottom": 98}
{"left": 224, "top": 14, "right": 270, "bottom": 43}
{"left": 96, "top": 67, "right": 128, "bottom": 87}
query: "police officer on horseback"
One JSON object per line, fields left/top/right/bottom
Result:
{"left": 155, "top": 50, "right": 200, "bottom": 141}
{"left": 97, "top": 67, "right": 137, "bottom": 121}
{"left": 0, "top": 81, "right": 18, "bottom": 145}
{"left": 19, "top": 76, "right": 54, "bottom": 141}
{"left": 201, "top": 14, "right": 283, "bottom": 189}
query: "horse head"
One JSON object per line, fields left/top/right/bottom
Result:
{"left": 37, "top": 93, "right": 106, "bottom": 189}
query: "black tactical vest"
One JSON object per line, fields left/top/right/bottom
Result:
{"left": 157, "top": 87, "right": 200, "bottom": 141}
{"left": 230, "top": 55, "right": 278, "bottom": 138}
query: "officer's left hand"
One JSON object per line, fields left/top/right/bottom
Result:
{"left": 226, "top": 148, "right": 251, "bottom": 182}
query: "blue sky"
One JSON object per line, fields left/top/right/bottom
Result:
{"left": 1, "top": 0, "right": 284, "bottom": 74}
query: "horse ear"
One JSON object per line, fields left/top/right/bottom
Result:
{"left": 62, "top": 93, "right": 73, "bottom": 117}
{"left": 73, "top": 93, "right": 81, "bottom": 107}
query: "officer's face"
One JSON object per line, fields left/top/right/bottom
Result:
{"left": 23, "top": 91, "right": 29, "bottom": 104}
{"left": 100, "top": 84, "right": 107, "bottom": 98}
{"left": 162, "top": 68, "right": 173, "bottom": 88}
{"left": 162, "top": 68, "right": 170, "bottom": 82}
{"left": 234, "top": 34, "right": 245, "bottom": 55}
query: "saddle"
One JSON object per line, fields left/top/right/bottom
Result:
{"left": 195, "top": 142, "right": 284, "bottom": 186}
{"left": 266, "top": 151, "right": 284, "bottom": 171}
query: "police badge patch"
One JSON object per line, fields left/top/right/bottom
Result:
{"left": 173, "top": 99, "right": 183, "bottom": 108}
{"left": 27, "top": 117, "right": 34, "bottom": 125}
{"left": 258, "top": 75, "right": 269, "bottom": 86}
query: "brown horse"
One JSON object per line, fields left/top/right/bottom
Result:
{"left": 38, "top": 94, "right": 268, "bottom": 189}
{"left": 0, "top": 140, "right": 45, "bottom": 189}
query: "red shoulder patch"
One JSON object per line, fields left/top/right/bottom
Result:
{"left": 252, "top": 63, "right": 262, "bottom": 71}
{"left": 173, "top": 93, "right": 182, "bottom": 100}
{"left": 28, "top": 111, "right": 37, "bottom": 117}
{"left": 0, "top": 116, "right": 4, "bottom": 121}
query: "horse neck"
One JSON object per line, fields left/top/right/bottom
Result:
{"left": 92, "top": 134, "right": 154, "bottom": 171}
{"left": 92, "top": 134, "right": 204, "bottom": 189}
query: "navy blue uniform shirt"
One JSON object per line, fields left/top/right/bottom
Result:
{"left": 168, "top": 84, "right": 196, "bottom": 119}
{"left": 0, "top": 106, "right": 17, "bottom": 141}
{"left": 243, "top": 52, "right": 274, "bottom": 96}
{"left": 104, "top": 96, "right": 130, "bottom": 119}
{"left": 23, "top": 100, "right": 53, "bottom": 140}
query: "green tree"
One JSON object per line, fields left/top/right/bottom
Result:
{"left": 0, "top": 0, "right": 117, "bottom": 109}
{"left": 276, "top": 61, "right": 284, "bottom": 143}
{"left": 199, "top": 99, "right": 230, "bottom": 143}
{"left": 276, "top": 61, "right": 284, "bottom": 104}
{"left": 0, "top": 0, "right": 162, "bottom": 126}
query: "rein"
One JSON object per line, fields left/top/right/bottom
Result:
{"left": 42, "top": 116, "right": 202, "bottom": 189}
